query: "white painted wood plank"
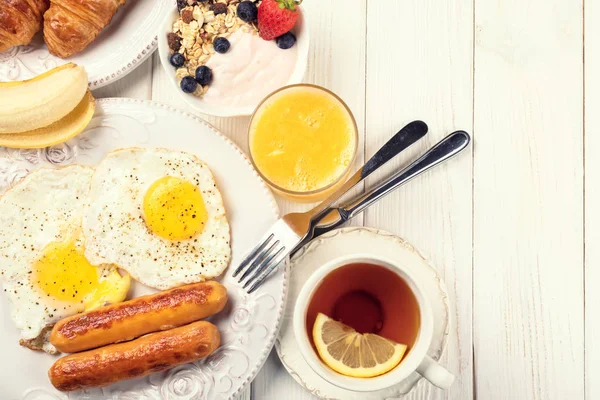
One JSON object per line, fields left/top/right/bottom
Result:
{"left": 473, "top": 1, "right": 584, "bottom": 399}
{"left": 585, "top": 0, "right": 598, "bottom": 398}
{"left": 233, "top": 388, "right": 251, "bottom": 400}
{"left": 92, "top": 58, "right": 153, "bottom": 100}
{"left": 364, "top": 1, "right": 473, "bottom": 400}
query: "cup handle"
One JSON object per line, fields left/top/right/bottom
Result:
{"left": 416, "top": 355, "right": 455, "bottom": 389}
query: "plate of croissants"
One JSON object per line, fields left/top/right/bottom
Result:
{"left": 0, "top": 0, "right": 172, "bottom": 88}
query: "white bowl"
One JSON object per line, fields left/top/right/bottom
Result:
{"left": 158, "top": 5, "right": 309, "bottom": 117}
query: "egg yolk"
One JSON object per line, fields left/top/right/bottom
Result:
{"left": 34, "top": 233, "right": 130, "bottom": 309}
{"left": 143, "top": 176, "right": 208, "bottom": 240}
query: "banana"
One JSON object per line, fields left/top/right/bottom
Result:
{"left": 0, "top": 63, "right": 88, "bottom": 134}
{"left": 0, "top": 90, "right": 96, "bottom": 149}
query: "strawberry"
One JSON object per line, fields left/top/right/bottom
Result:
{"left": 257, "top": 0, "right": 301, "bottom": 41}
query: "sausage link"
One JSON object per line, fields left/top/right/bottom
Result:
{"left": 48, "top": 320, "right": 220, "bottom": 392}
{"left": 50, "top": 281, "right": 227, "bottom": 353}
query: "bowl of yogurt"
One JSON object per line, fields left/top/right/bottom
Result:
{"left": 158, "top": 1, "right": 309, "bottom": 117}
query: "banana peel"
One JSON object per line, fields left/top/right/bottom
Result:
{"left": 0, "top": 63, "right": 88, "bottom": 134}
{"left": 0, "top": 90, "right": 95, "bottom": 149}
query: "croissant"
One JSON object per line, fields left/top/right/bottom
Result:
{"left": 43, "top": 0, "right": 126, "bottom": 58}
{"left": 0, "top": 0, "right": 49, "bottom": 52}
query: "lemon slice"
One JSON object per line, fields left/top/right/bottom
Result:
{"left": 312, "top": 312, "right": 407, "bottom": 378}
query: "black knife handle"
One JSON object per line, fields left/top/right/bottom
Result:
{"left": 361, "top": 120, "right": 428, "bottom": 178}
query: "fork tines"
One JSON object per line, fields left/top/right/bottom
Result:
{"left": 233, "top": 231, "right": 288, "bottom": 294}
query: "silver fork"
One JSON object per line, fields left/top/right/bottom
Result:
{"left": 233, "top": 120, "right": 429, "bottom": 293}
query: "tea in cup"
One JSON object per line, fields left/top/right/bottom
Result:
{"left": 293, "top": 254, "right": 454, "bottom": 391}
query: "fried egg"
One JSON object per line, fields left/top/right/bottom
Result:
{"left": 0, "top": 166, "right": 130, "bottom": 354}
{"left": 83, "top": 148, "right": 231, "bottom": 290}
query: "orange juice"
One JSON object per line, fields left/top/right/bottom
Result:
{"left": 249, "top": 84, "right": 357, "bottom": 202}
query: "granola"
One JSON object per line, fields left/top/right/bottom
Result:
{"left": 169, "top": 0, "right": 260, "bottom": 95}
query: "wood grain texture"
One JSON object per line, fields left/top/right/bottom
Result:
{"left": 364, "top": 1, "right": 474, "bottom": 400}
{"left": 93, "top": 58, "right": 153, "bottom": 99}
{"left": 473, "top": 0, "right": 584, "bottom": 399}
{"left": 585, "top": 0, "right": 597, "bottom": 398}
{"left": 84, "top": 0, "right": 592, "bottom": 398}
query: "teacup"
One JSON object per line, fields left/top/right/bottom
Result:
{"left": 293, "top": 253, "right": 454, "bottom": 392}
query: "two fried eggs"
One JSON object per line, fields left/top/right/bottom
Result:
{"left": 0, "top": 149, "right": 230, "bottom": 353}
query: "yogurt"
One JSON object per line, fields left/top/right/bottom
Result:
{"left": 203, "top": 29, "right": 298, "bottom": 108}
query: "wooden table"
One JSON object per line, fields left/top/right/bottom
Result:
{"left": 95, "top": 0, "right": 594, "bottom": 398}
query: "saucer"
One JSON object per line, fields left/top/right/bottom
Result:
{"left": 275, "top": 227, "right": 451, "bottom": 399}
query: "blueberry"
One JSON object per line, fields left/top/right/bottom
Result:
{"left": 169, "top": 53, "right": 185, "bottom": 67}
{"left": 180, "top": 76, "right": 197, "bottom": 93}
{"left": 213, "top": 37, "right": 230, "bottom": 54}
{"left": 276, "top": 32, "right": 296, "bottom": 50}
{"left": 237, "top": 1, "right": 258, "bottom": 22}
{"left": 195, "top": 66, "right": 213, "bottom": 85}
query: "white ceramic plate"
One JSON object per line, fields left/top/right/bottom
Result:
{"left": 0, "top": 0, "right": 172, "bottom": 88}
{"left": 276, "top": 227, "right": 451, "bottom": 399}
{"left": 157, "top": 6, "right": 309, "bottom": 117}
{"left": 0, "top": 98, "right": 286, "bottom": 400}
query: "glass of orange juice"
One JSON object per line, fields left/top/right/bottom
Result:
{"left": 248, "top": 84, "right": 358, "bottom": 202}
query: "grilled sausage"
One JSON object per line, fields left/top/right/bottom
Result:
{"left": 48, "top": 320, "right": 220, "bottom": 392}
{"left": 50, "top": 281, "right": 227, "bottom": 353}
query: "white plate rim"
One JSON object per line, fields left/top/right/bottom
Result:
{"left": 87, "top": 36, "right": 157, "bottom": 89}
{"left": 0, "top": 0, "right": 170, "bottom": 89}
